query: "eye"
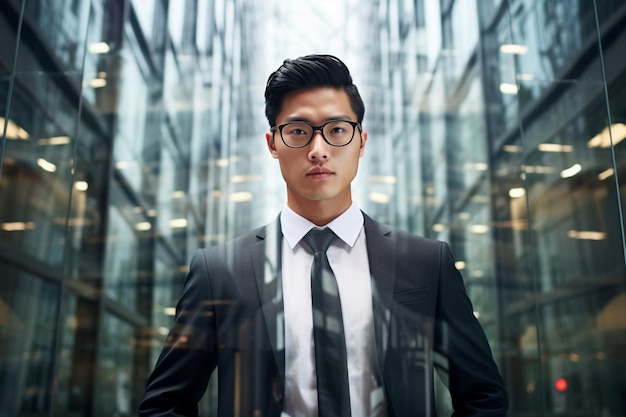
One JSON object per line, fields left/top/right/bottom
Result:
{"left": 284, "top": 123, "right": 310, "bottom": 136}
{"left": 329, "top": 126, "right": 346, "bottom": 134}
{"left": 325, "top": 121, "right": 352, "bottom": 136}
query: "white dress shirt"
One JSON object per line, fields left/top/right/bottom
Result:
{"left": 280, "top": 203, "right": 386, "bottom": 417}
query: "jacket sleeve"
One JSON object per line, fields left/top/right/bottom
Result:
{"left": 435, "top": 242, "right": 508, "bottom": 416}
{"left": 139, "top": 249, "right": 218, "bottom": 416}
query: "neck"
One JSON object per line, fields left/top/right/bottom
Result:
{"left": 287, "top": 199, "right": 352, "bottom": 226}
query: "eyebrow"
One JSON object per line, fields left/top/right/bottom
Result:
{"left": 282, "top": 115, "right": 355, "bottom": 124}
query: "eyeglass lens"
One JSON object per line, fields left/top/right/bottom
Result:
{"left": 281, "top": 121, "right": 355, "bottom": 147}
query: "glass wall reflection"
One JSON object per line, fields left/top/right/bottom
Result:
{"left": 0, "top": 0, "right": 624, "bottom": 416}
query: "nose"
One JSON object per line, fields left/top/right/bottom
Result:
{"left": 307, "top": 131, "right": 329, "bottom": 161}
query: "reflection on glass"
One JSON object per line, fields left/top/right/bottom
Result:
{"left": 0, "top": 268, "right": 60, "bottom": 416}
{"left": 0, "top": 0, "right": 625, "bottom": 416}
{"left": 94, "top": 314, "right": 134, "bottom": 417}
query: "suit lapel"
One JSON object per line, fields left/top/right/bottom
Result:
{"left": 363, "top": 213, "right": 396, "bottom": 372}
{"left": 252, "top": 217, "right": 286, "bottom": 381}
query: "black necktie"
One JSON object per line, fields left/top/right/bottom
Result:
{"left": 303, "top": 228, "right": 351, "bottom": 417}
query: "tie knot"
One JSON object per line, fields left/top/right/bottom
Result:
{"left": 303, "top": 227, "right": 337, "bottom": 253}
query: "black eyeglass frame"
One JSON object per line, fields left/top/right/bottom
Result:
{"left": 270, "top": 120, "right": 362, "bottom": 148}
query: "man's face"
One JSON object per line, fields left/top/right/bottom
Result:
{"left": 265, "top": 87, "right": 367, "bottom": 216}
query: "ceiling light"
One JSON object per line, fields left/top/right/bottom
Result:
{"left": 465, "top": 162, "right": 488, "bottom": 171}
{"left": 524, "top": 165, "right": 556, "bottom": 174}
{"left": 500, "top": 44, "right": 529, "bottom": 55}
{"left": 37, "top": 158, "right": 57, "bottom": 172}
{"left": 135, "top": 222, "right": 152, "bottom": 231}
{"left": 503, "top": 144, "right": 523, "bottom": 153}
{"left": 370, "top": 176, "right": 397, "bottom": 184}
{"left": 230, "top": 192, "right": 253, "bottom": 203}
{"left": 432, "top": 223, "right": 445, "bottom": 232}
{"left": 509, "top": 188, "right": 526, "bottom": 198}
{"left": 560, "top": 164, "right": 582, "bottom": 178}
{"left": 83, "top": 78, "right": 107, "bottom": 88}
{"left": 169, "top": 218, "right": 188, "bottom": 228}
{"left": 1, "top": 117, "right": 30, "bottom": 140}
{"left": 598, "top": 168, "right": 614, "bottom": 181}
{"left": 88, "top": 42, "right": 110, "bottom": 54}
{"left": 115, "top": 161, "right": 136, "bottom": 169}
{"left": 587, "top": 123, "right": 626, "bottom": 148}
{"left": 499, "top": 83, "right": 519, "bottom": 95}
{"left": 368, "top": 192, "right": 390, "bottom": 204}
{"left": 74, "top": 181, "right": 88, "bottom": 191}
{"left": 38, "top": 136, "right": 71, "bottom": 145}
{"left": 1, "top": 221, "right": 35, "bottom": 231}
{"left": 538, "top": 143, "right": 573, "bottom": 152}
{"left": 567, "top": 230, "right": 606, "bottom": 240}
{"left": 470, "top": 224, "right": 490, "bottom": 234}
{"left": 231, "top": 175, "right": 261, "bottom": 183}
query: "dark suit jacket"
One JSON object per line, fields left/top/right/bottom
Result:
{"left": 139, "top": 214, "right": 508, "bottom": 416}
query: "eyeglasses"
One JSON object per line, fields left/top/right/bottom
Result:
{"left": 270, "top": 120, "right": 361, "bottom": 148}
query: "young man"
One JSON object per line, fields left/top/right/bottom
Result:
{"left": 139, "top": 54, "right": 508, "bottom": 417}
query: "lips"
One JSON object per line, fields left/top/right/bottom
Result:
{"left": 306, "top": 167, "right": 334, "bottom": 178}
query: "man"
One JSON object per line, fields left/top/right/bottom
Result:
{"left": 139, "top": 54, "right": 508, "bottom": 417}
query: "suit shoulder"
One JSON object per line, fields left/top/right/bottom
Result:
{"left": 364, "top": 214, "right": 444, "bottom": 250}
{"left": 195, "top": 223, "right": 272, "bottom": 261}
{"left": 392, "top": 226, "right": 441, "bottom": 246}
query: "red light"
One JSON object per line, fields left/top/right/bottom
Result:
{"left": 555, "top": 378, "right": 568, "bottom": 392}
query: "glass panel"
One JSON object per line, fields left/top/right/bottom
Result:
{"left": 50, "top": 293, "right": 78, "bottom": 415}
{"left": 81, "top": 0, "right": 109, "bottom": 107}
{"left": 112, "top": 46, "right": 149, "bottom": 192}
{"left": 131, "top": 0, "right": 157, "bottom": 41}
{"left": 0, "top": 267, "right": 60, "bottom": 416}
{"left": 102, "top": 203, "right": 139, "bottom": 308}
{"left": 93, "top": 313, "right": 134, "bottom": 417}
{"left": 489, "top": 1, "right": 626, "bottom": 416}
{"left": 22, "top": 1, "right": 90, "bottom": 71}
{"left": 0, "top": 70, "right": 84, "bottom": 266}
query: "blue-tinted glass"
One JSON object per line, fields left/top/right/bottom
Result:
{"left": 0, "top": 1, "right": 625, "bottom": 417}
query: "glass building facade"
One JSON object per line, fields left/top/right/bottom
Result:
{"left": 0, "top": 0, "right": 624, "bottom": 415}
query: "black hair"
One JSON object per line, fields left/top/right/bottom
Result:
{"left": 264, "top": 54, "right": 365, "bottom": 127}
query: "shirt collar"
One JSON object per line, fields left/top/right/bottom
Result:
{"left": 281, "top": 202, "right": 364, "bottom": 250}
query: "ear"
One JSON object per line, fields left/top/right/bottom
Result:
{"left": 266, "top": 132, "right": 279, "bottom": 159}
{"left": 358, "top": 130, "right": 368, "bottom": 157}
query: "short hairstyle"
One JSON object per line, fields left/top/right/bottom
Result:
{"left": 264, "top": 54, "right": 365, "bottom": 127}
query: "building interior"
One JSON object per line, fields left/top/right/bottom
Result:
{"left": 1, "top": 0, "right": 625, "bottom": 416}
